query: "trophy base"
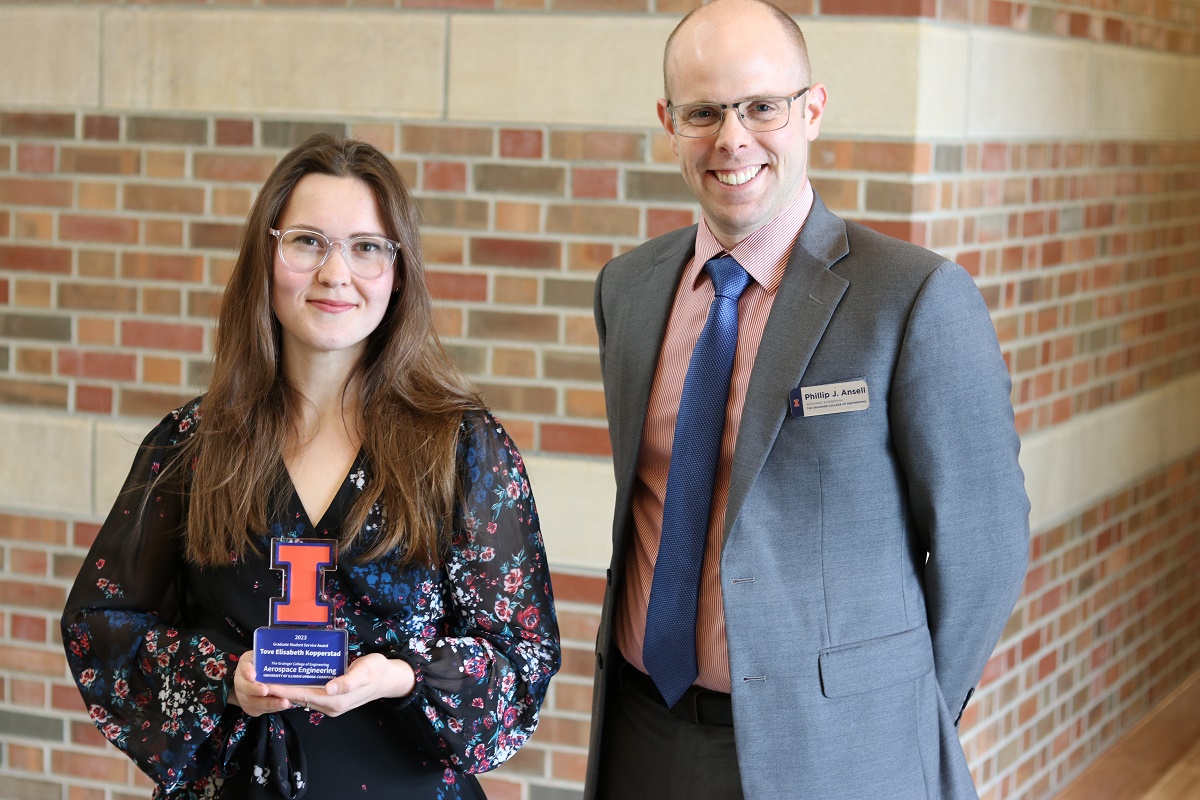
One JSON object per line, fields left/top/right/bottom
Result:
{"left": 253, "top": 627, "right": 349, "bottom": 686}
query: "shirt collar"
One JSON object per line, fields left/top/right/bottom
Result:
{"left": 691, "top": 180, "right": 815, "bottom": 295}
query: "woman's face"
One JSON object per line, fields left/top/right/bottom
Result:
{"left": 270, "top": 173, "right": 396, "bottom": 366}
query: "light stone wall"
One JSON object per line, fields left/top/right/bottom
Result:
{"left": 4, "top": 373, "right": 1198, "bottom": 571}
{"left": 3, "top": 10, "right": 1199, "bottom": 139}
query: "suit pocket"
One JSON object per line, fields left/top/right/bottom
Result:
{"left": 818, "top": 624, "right": 935, "bottom": 698}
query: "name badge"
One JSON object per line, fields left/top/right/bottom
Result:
{"left": 789, "top": 378, "right": 870, "bottom": 417}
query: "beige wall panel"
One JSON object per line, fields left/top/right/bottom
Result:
{"left": 525, "top": 455, "right": 616, "bottom": 572}
{"left": 1021, "top": 373, "right": 1200, "bottom": 532}
{"left": 0, "top": 412, "right": 93, "bottom": 515}
{"left": 915, "top": 25, "right": 970, "bottom": 139}
{"left": 93, "top": 420, "right": 157, "bottom": 517}
{"left": 803, "top": 21, "right": 924, "bottom": 138}
{"left": 447, "top": 16, "right": 675, "bottom": 128}
{"left": 0, "top": 371, "right": 1197, "bottom": 566}
{"left": 102, "top": 10, "right": 445, "bottom": 118}
{"left": 0, "top": 9, "right": 100, "bottom": 108}
{"left": 967, "top": 30, "right": 1090, "bottom": 139}
{"left": 1090, "top": 48, "right": 1200, "bottom": 139}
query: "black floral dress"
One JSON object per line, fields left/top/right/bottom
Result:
{"left": 61, "top": 399, "right": 561, "bottom": 799}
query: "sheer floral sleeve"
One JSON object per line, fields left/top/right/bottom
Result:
{"left": 60, "top": 400, "right": 244, "bottom": 795}
{"left": 387, "top": 411, "right": 561, "bottom": 773}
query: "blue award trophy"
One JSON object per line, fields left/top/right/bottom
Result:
{"left": 253, "top": 539, "right": 349, "bottom": 686}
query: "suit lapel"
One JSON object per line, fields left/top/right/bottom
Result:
{"left": 724, "top": 196, "right": 850, "bottom": 543}
{"left": 610, "top": 228, "right": 696, "bottom": 536}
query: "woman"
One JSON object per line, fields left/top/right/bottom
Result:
{"left": 62, "top": 134, "right": 561, "bottom": 799}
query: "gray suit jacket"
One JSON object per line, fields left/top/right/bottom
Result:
{"left": 586, "top": 194, "right": 1030, "bottom": 799}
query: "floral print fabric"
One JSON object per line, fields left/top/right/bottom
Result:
{"left": 62, "top": 399, "right": 560, "bottom": 798}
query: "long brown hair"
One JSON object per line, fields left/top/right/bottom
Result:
{"left": 180, "top": 134, "right": 482, "bottom": 566}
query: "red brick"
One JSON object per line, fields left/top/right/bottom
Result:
{"left": 500, "top": 128, "right": 544, "bottom": 158}
{"left": 121, "top": 253, "right": 206, "bottom": 283}
{"left": 76, "top": 384, "right": 114, "bottom": 414}
{"left": 17, "top": 143, "right": 56, "bottom": 173}
{"left": 83, "top": 115, "right": 120, "bottom": 141}
{"left": 470, "top": 237, "right": 560, "bottom": 269}
{"left": 0, "top": 514, "right": 67, "bottom": 544}
{"left": 647, "top": 208, "right": 694, "bottom": 238}
{"left": 541, "top": 422, "right": 612, "bottom": 456}
{"left": 121, "top": 320, "right": 204, "bottom": 351}
{"left": 193, "top": 152, "right": 278, "bottom": 183}
{"left": 423, "top": 160, "right": 468, "bottom": 192}
{"left": 11, "top": 614, "right": 47, "bottom": 642}
{"left": 50, "top": 749, "right": 129, "bottom": 784}
{"left": 0, "top": 178, "right": 73, "bottom": 207}
{"left": 425, "top": 270, "right": 488, "bottom": 301}
{"left": 0, "top": 112, "right": 75, "bottom": 138}
{"left": 118, "top": 388, "right": 196, "bottom": 417}
{"left": 0, "top": 245, "right": 72, "bottom": 274}
{"left": 0, "top": 580, "right": 65, "bottom": 611}
{"left": 190, "top": 222, "right": 244, "bottom": 250}
{"left": 58, "top": 350, "right": 138, "bottom": 381}
{"left": 216, "top": 119, "right": 255, "bottom": 147}
{"left": 60, "top": 215, "right": 139, "bottom": 245}
{"left": 572, "top": 167, "right": 618, "bottom": 199}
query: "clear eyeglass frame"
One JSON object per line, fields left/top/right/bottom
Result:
{"left": 668, "top": 87, "right": 811, "bottom": 138}
{"left": 270, "top": 228, "right": 399, "bottom": 279}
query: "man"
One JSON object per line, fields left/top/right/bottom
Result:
{"left": 586, "top": 1, "right": 1030, "bottom": 798}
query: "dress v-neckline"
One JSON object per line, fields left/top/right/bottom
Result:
{"left": 282, "top": 450, "right": 365, "bottom": 533}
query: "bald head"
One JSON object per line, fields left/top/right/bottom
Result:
{"left": 663, "top": 0, "right": 811, "bottom": 100}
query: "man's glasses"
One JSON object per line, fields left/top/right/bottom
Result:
{"left": 270, "top": 228, "right": 398, "bottom": 279}
{"left": 667, "top": 88, "right": 810, "bottom": 138}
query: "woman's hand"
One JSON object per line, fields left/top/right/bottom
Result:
{"left": 249, "top": 653, "right": 416, "bottom": 718}
{"left": 230, "top": 651, "right": 295, "bottom": 717}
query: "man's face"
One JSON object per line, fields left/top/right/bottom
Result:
{"left": 657, "top": 10, "right": 826, "bottom": 249}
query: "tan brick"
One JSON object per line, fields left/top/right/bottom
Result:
{"left": 118, "top": 388, "right": 196, "bottom": 418}
{"left": 124, "top": 183, "right": 205, "bottom": 215}
{"left": 14, "top": 212, "right": 53, "bottom": 241}
{"left": 0, "top": 177, "right": 73, "bottom": 207}
{"left": 143, "top": 356, "right": 183, "bottom": 385}
{"left": 495, "top": 201, "right": 542, "bottom": 234}
{"left": 60, "top": 146, "right": 140, "bottom": 176}
{"left": 493, "top": 347, "right": 537, "bottom": 378}
{"left": 261, "top": 121, "right": 344, "bottom": 149}
{"left": 58, "top": 282, "right": 137, "bottom": 312}
{"left": 77, "top": 317, "right": 116, "bottom": 346}
{"left": 190, "top": 222, "right": 243, "bottom": 251}
{"left": 468, "top": 310, "right": 557, "bottom": 342}
{"left": 194, "top": 152, "right": 278, "bottom": 184}
{"left": 478, "top": 382, "right": 557, "bottom": 415}
{"left": 566, "top": 387, "right": 606, "bottom": 419}
{"left": 78, "top": 181, "right": 118, "bottom": 211}
{"left": 546, "top": 204, "right": 639, "bottom": 237}
{"left": 145, "top": 219, "right": 185, "bottom": 247}
{"left": 494, "top": 275, "right": 539, "bottom": 305}
{"left": 50, "top": 749, "right": 129, "bottom": 784}
{"left": 474, "top": 163, "right": 565, "bottom": 196}
{"left": 544, "top": 350, "right": 601, "bottom": 382}
{"left": 417, "top": 198, "right": 489, "bottom": 229}
{"left": 146, "top": 149, "right": 187, "bottom": 179}
{"left": 567, "top": 242, "right": 616, "bottom": 273}
{"left": 544, "top": 277, "right": 594, "bottom": 308}
{"left": 127, "top": 115, "right": 207, "bottom": 145}
{"left": 422, "top": 233, "right": 465, "bottom": 265}
{"left": 0, "top": 514, "right": 67, "bottom": 544}
{"left": 625, "top": 170, "right": 692, "bottom": 202}
{"left": 402, "top": 125, "right": 492, "bottom": 156}
{"left": 550, "top": 131, "right": 644, "bottom": 162}
{"left": 143, "top": 287, "right": 183, "bottom": 315}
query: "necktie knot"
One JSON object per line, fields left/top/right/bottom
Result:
{"left": 705, "top": 255, "right": 751, "bottom": 301}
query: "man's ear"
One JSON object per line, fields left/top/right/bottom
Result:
{"left": 657, "top": 98, "right": 680, "bottom": 156}
{"left": 804, "top": 83, "right": 828, "bottom": 142}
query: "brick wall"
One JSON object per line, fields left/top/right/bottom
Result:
{"left": 2, "top": 2, "right": 1199, "bottom": 799}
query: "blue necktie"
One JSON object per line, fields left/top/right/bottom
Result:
{"left": 643, "top": 255, "right": 751, "bottom": 708}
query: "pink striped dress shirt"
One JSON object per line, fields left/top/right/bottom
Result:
{"left": 615, "top": 182, "right": 816, "bottom": 694}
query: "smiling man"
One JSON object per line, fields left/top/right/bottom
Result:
{"left": 586, "top": 1, "right": 1031, "bottom": 798}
